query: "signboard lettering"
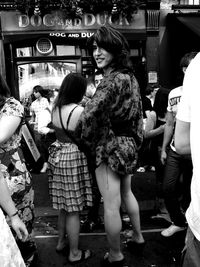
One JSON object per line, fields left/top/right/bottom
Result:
{"left": 1, "top": 10, "right": 146, "bottom": 33}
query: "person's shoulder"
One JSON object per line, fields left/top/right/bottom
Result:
{"left": 4, "top": 97, "right": 24, "bottom": 115}
{"left": 169, "top": 86, "right": 182, "bottom": 97}
{"left": 7, "top": 97, "right": 23, "bottom": 109}
{"left": 42, "top": 97, "right": 49, "bottom": 103}
{"left": 31, "top": 99, "right": 37, "bottom": 106}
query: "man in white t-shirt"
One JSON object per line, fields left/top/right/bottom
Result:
{"left": 30, "top": 85, "right": 50, "bottom": 172}
{"left": 175, "top": 52, "right": 200, "bottom": 267}
{"left": 160, "top": 52, "right": 197, "bottom": 237}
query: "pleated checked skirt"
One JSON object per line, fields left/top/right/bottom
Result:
{"left": 48, "top": 141, "right": 93, "bottom": 212}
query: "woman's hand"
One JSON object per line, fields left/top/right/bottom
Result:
{"left": 10, "top": 215, "right": 28, "bottom": 242}
{"left": 161, "top": 149, "right": 167, "bottom": 165}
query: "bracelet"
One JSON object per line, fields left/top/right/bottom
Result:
{"left": 10, "top": 210, "right": 18, "bottom": 218}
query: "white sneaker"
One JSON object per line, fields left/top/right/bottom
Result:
{"left": 40, "top": 162, "right": 48, "bottom": 173}
{"left": 161, "top": 224, "right": 186, "bottom": 237}
{"left": 137, "top": 167, "right": 145, "bottom": 172}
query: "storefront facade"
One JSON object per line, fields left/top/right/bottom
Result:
{"left": 0, "top": 1, "right": 160, "bottom": 101}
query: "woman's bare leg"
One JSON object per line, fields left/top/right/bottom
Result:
{"left": 66, "top": 211, "right": 81, "bottom": 261}
{"left": 56, "top": 209, "right": 67, "bottom": 250}
{"left": 121, "top": 174, "right": 144, "bottom": 243}
{"left": 96, "top": 163, "right": 124, "bottom": 262}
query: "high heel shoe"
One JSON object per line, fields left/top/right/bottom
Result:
{"left": 125, "top": 240, "right": 146, "bottom": 255}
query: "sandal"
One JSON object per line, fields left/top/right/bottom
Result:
{"left": 56, "top": 241, "right": 68, "bottom": 254}
{"left": 100, "top": 253, "right": 126, "bottom": 267}
{"left": 68, "top": 249, "right": 92, "bottom": 265}
{"left": 125, "top": 240, "right": 146, "bottom": 254}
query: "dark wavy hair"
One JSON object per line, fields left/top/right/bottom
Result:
{"left": 180, "top": 51, "right": 198, "bottom": 69}
{"left": 53, "top": 73, "right": 87, "bottom": 110}
{"left": 87, "top": 26, "right": 133, "bottom": 71}
{"left": 0, "top": 73, "right": 11, "bottom": 110}
{"left": 33, "top": 85, "right": 44, "bottom": 96}
{"left": 153, "top": 87, "right": 169, "bottom": 119}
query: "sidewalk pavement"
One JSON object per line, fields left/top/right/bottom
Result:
{"left": 32, "top": 171, "right": 186, "bottom": 267}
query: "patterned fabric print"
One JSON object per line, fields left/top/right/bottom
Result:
{"left": 0, "top": 98, "right": 35, "bottom": 266}
{"left": 0, "top": 97, "right": 23, "bottom": 151}
{"left": 48, "top": 141, "right": 93, "bottom": 213}
{"left": 0, "top": 209, "right": 26, "bottom": 267}
{"left": 76, "top": 70, "right": 143, "bottom": 175}
{"left": 0, "top": 149, "right": 34, "bottom": 236}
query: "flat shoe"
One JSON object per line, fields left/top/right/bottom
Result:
{"left": 125, "top": 240, "right": 146, "bottom": 254}
{"left": 101, "top": 253, "right": 127, "bottom": 267}
{"left": 68, "top": 249, "right": 92, "bottom": 265}
{"left": 161, "top": 224, "right": 186, "bottom": 237}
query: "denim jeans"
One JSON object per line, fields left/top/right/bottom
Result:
{"left": 182, "top": 227, "right": 200, "bottom": 267}
{"left": 163, "top": 148, "right": 193, "bottom": 226}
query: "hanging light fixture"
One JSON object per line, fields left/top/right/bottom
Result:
{"left": 112, "top": 0, "right": 118, "bottom": 14}
{"left": 34, "top": 0, "right": 41, "bottom": 15}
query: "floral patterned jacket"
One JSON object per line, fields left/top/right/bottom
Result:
{"left": 76, "top": 69, "right": 143, "bottom": 175}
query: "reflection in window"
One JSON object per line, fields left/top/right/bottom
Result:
{"left": 16, "top": 47, "right": 33, "bottom": 57}
{"left": 18, "top": 67, "right": 24, "bottom": 81}
{"left": 19, "top": 62, "right": 76, "bottom": 101}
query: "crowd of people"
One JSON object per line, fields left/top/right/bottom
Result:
{"left": 0, "top": 25, "right": 199, "bottom": 267}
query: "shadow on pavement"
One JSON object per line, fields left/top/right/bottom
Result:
{"left": 33, "top": 230, "right": 186, "bottom": 267}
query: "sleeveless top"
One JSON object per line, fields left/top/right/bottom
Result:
{"left": 53, "top": 105, "right": 78, "bottom": 143}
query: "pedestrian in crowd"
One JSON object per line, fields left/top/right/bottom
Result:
{"left": 144, "top": 87, "right": 170, "bottom": 219}
{"left": 0, "top": 74, "right": 37, "bottom": 266}
{"left": 137, "top": 84, "right": 159, "bottom": 173}
{"left": 175, "top": 51, "right": 200, "bottom": 267}
{"left": 94, "top": 69, "right": 103, "bottom": 88}
{"left": 160, "top": 52, "right": 197, "bottom": 237}
{"left": 47, "top": 73, "right": 93, "bottom": 264}
{"left": 37, "top": 89, "right": 58, "bottom": 172}
{"left": 142, "top": 84, "right": 154, "bottom": 119}
{"left": 75, "top": 26, "right": 145, "bottom": 267}
{"left": 0, "top": 169, "right": 28, "bottom": 267}
{"left": 80, "top": 75, "right": 97, "bottom": 108}
{"left": 30, "top": 85, "right": 50, "bottom": 173}
{"left": 81, "top": 71, "right": 104, "bottom": 232}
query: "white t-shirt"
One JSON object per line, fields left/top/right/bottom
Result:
{"left": 177, "top": 52, "right": 200, "bottom": 241}
{"left": 167, "top": 86, "right": 183, "bottom": 151}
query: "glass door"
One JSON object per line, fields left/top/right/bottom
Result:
{"left": 18, "top": 61, "right": 78, "bottom": 100}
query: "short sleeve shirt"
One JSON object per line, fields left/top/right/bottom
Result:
{"left": 177, "top": 52, "right": 200, "bottom": 241}
{"left": 30, "top": 97, "right": 49, "bottom": 131}
{"left": 167, "top": 86, "right": 183, "bottom": 150}
{"left": 0, "top": 97, "right": 24, "bottom": 150}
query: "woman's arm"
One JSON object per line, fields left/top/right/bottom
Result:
{"left": 0, "top": 170, "right": 28, "bottom": 241}
{"left": 0, "top": 115, "right": 21, "bottom": 144}
{"left": 144, "top": 111, "right": 165, "bottom": 139}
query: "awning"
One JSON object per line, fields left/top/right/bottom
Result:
{"left": 177, "top": 16, "right": 200, "bottom": 37}
{"left": 167, "top": 13, "right": 200, "bottom": 37}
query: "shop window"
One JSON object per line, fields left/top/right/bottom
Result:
{"left": 16, "top": 47, "right": 33, "bottom": 57}
{"left": 18, "top": 62, "right": 77, "bottom": 101}
{"left": 18, "top": 66, "right": 24, "bottom": 81}
{"left": 130, "top": 49, "right": 139, "bottom": 57}
{"left": 56, "top": 45, "right": 75, "bottom": 56}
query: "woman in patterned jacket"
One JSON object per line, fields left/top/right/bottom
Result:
{"left": 75, "top": 26, "right": 145, "bottom": 267}
{"left": 0, "top": 74, "right": 37, "bottom": 266}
